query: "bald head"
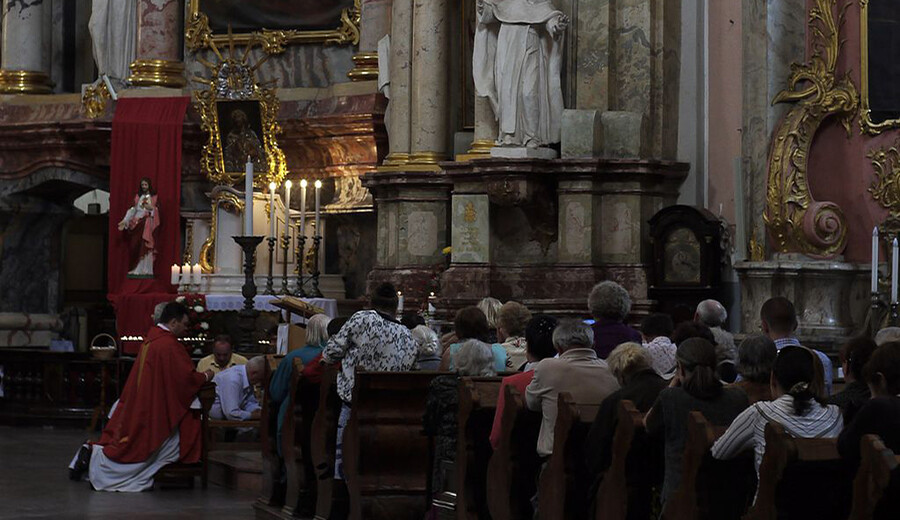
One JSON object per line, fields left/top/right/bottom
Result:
{"left": 246, "top": 356, "right": 265, "bottom": 386}
{"left": 695, "top": 299, "right": 727, "bottom": 328}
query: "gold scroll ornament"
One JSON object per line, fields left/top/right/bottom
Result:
{"left": 868, "top": 140, "right": 900, "bottom": 216}
{"left": 764, "top": 0, "right": 858, "bottom": 259}
{"left": 198, "top": 190, "right": 245, "bottom": 274}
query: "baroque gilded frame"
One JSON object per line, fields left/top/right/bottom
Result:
{"left": 186, "top": 0, "right": 361, "bottom": 54}
{"left": 198, "top": 189, "right": 245, "bottom": 273}
{"left": 859, "top": 0, "right": 900, "bottom": 135}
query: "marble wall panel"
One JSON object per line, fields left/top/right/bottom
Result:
{"left": 558, "top": 193, "right": 593, "bottom": 263}
{"left": 599, "top": 194, "right": 641, "bottom": 263}
{"left": 376, "top": 201, "right": 389, "bottom": 265}
{"left": 386, "top": 202, "right": 399, "bottom": 265}
{"left": 399, "top": 202, "right": 445, "bottom": 265}
{"left": 186, "top": 45, "right": 355, "bottom": 89}
{"left": 490, "top": 206, "right": 557, "bottom": 265}
{"left": 575, "top": 0, "right": 611, "bottom": 111}
{"left": 451, "top": 194, "right": 489, "bottom": 264}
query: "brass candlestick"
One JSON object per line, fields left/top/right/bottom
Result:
{"left": 280, "top": 233, "right": 291, "bottom": 295}
{"left": 264, "top": 237, "right": 276, "bottom": 295}
{"left": 308, "top": 235, "right": 323, "bottom": 298}
{"left": 294, "top": 228, "right": 308, "bottom": 297}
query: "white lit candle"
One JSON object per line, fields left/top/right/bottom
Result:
{"left": 892, "top": 238, "right": 898, "bottom": 304}
{"left": 397, "top": 291, "right": 404, "bottom": 314}
{"left": 284, "top": 180, "right": 292, "bottom": 237}
{"left": 873, "top": 227, "right": 880, "bottom": 294}
{"left": 171, "top": 264, "right": 180, "bottom": 286}
{"left": 314, "top": 180, "right": 322, "bottom": 236}
{"left": 300, "top": 179, "right": 308, "bottom": 238}
{"left": 269, "top": 182, "right": 277, "bottom": 238}
{"left": 244, "top": 157, "right": 254, "bottom": 235}
{"left": 428, "top": 292, "right": 436, "bottom": 314}
{"left": 182, "top": 263, "right": 190, "bottom": 287}
{"left": 192, "top": 263, "right": 202, "bottom": 285}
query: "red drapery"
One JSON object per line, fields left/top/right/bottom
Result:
{"left": 107, "top": 97, "right": 189, "bottom": 354}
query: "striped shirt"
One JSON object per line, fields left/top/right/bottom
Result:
{"left": 711, "top": 395, "right": 843, "bottom": 475}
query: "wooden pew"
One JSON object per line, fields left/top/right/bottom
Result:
{"left": 593, "top": 399, "right": 646, "bottom": 520}
{"left": 662, "top": 411, "right": 755, "bottom": 520}
{"left": 456, "top": 376, "right": 503, "bottom": 520}
{"left": 486, "top": 385, "right": 542, "bottom": 520}
{"left": 743, "top": 422, "right": 851, "bottom": 520}
{"left": 311, "top": 364, "right": 342, "bottom": 520}
{"left": 257, "top": 356, "right": 282, "bottom": 508}
{"left": 537, "top": 392, "right": 601, "bottom": 520}
{"left": 342, "top": 370, "right": 444, "bottom": 520}
{"left": 281, "top": 358, "right": 318, "bottom": 517}
{"left": 154, "top": 381, "right": 216, "bottom": 488}
{"left": 850, "top": 434, "right": 900, "bottom": 520}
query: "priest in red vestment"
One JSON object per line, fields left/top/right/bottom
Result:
{"left": 82, "top": 302, "right": 214, "bottom": 491}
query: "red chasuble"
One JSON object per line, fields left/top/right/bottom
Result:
{"left": 98, "top": 326, "right": 207, "bottom": 464}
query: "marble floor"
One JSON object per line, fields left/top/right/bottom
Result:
{"left": 0, "top": 426, "right": 258, "bottom": 519}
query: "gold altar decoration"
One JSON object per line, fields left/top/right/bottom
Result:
{"left": 127, "top": 59, "right": 187, "bottom": 88}
{"left": 190, "top": 31, "right": 288, "bottom": 188}
{"left": 186, "top": 0, "right": 360, "bottom": 54}
{"left": 198, "top": 190, "right": 245, "bottom": 274}
{"left": 868, "top": 139, "right": 900, "bottom": 216}
{"left": 82, "top": 81, "right": 112, "bottom": 119}
{"left": 0, "top": 70, "right": 53, "bottom": 94}
{"left": 763, "top": 0, "right": 858, "bottom": 259}
{"left": 859, "top": 0, "right": 900, "bottom": 135}
{"left": 347, "top": 52, "right": 379, "bottom": 82}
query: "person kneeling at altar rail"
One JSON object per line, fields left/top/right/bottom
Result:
{"left": 210, "top": 356, "right": 264, "bottom": 422}
{"left": 68, "top": 302, "right": 215, "bottom": 491}
{"left": 197, "top": 334, "right": 248, "bottom": 375}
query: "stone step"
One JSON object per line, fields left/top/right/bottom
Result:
{"left": 208, "top": 450, "right": 263, "bottom": 494}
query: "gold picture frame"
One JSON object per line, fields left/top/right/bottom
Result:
{"left": 186, "top": 0, "right": 361, "bottom": 54}
{"left": 860, "top": 0, "right": 900, "bottom": 135}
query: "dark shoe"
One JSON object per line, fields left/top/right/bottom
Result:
{"left": 69, "top": 444, "right": 92, "bottom": 481}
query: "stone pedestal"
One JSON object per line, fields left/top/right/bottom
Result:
{"left": 128, "top": 0, "right": 185, "bottom": 87}
{"left": 434, "top": 157, "right": 688, "bottom": 318}
{"left": 0, "top": 0, "right": 53, "bottom": 94}
{"left": 735, "top": 257, "right": 870, "bottom": 350}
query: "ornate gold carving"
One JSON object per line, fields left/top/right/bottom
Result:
{"left": 764, "top": 0, "right": 858, "bottom": 259}
{"left": 82, "top": 81, "right": 111, "bottom": 119}
{"left": 199, "top": 189, "right": 246, "bottom": 273}
{"left": 749, "top": 229, "right": 766, "bottom": 262}
{"left": 127, "top": 59, "right": 187, "bottom": 88}
{"left": 184, "top": 221, "right": 195, "bottom": 265}
{"left": 868, "top": 139, "right": 900, "bottom": 216}
{"left": 859, "top": 0, "right": 900, "bottom": 134}
{"left": 186, "top": 0, "right": 361, "bottom": 54}
{"left": 348, "top": 52, "right": 379, "bottom": 82}
{"left": 0, "top": 70, "right": 53, "bottom": 94}
{"left": 191, "top": 33, "right": 288, "bottom": 187}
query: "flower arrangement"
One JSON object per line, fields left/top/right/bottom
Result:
{"left": 175, "top": 294, "right": 210, "bottom": 334}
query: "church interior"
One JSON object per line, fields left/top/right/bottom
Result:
{"left": 3, "top": 0, "right": 900, "bottom": 518}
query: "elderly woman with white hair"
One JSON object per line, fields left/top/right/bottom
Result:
{"left": 269, "top": 313, "right": 332, "bottom": 456}
{"left": 412, "top": 325, "right": 442, "bottom": 370}
{"left": 423, "top": 339, "right": 496, "bottom": 500}
{"left": 587, "top": 281, "right": 641, "bottom": 359}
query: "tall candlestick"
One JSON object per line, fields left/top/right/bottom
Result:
{"left": 314, "top": 179, "right": 322, "bottom": 235}
{"left": 170, "top": 264, "right": 180, "bottom": 286}
{"left": 873, "top": 227, "right": 880, "bottom": 294}
{"left": 269, "top": 182, "right": 277, "bottom": 238}
{"left": 284, "top": 180, "right": 292, "bottom": 235}
{"left": 892, "top": 238, "right": 898, "bottom": 304}
{"left": 300, "top": 179, "right": 307, "bottom": 239}
{"left": 244, "top": 157, "right": 254, "bottom": 235}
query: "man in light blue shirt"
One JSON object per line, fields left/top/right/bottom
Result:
{"left": 761, "top": 297, "right": 834, "bottom": 396}
{"left": 210, "top": 356, "right": 264, "bottom": 421}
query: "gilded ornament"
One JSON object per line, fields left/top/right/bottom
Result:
{"left": 859, "top": 0, "right": 900, "bottom": 135}
{"left": 198, "top": 189, "right": 245, "bottom": 273}
{"left": 186, "top": 0, "right": 360, "bottom": 54}
{"left": 764, "top": 0, "right": 858, "bottom": 259}
{"left": 82, "top": 81, "right": 111, "bottom": 119}
{"left": 868, "top": 140, "right": 900, "bottom": 216}
{"left": 464, "top": 202, "right": 477, "bottom": 223}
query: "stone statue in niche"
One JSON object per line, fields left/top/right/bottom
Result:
{"left": 117, "top": 177, "right": 160, "bottom": 278}
{"left": 473, "top": 0, "right": 568, "bottom": 151}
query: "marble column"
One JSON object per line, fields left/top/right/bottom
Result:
{"left": 349, "top": 0, "right": 393, "bottom": 81}
{"left": 408, "top": 0, "right": 450, "bottom": 168}
{"left": 128, "top": 0, "right": 185, "bottom": 88}
{"left": 383, "top": 0, "right": 412, "bottom": 166}
{"left": 0, "top": 0, "right": 52, "bottom": 94}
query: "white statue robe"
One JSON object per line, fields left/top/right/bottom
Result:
{"left": 473, "top": 0, "right": 565, "bottom": 148}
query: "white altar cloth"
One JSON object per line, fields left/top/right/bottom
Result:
{"left": 205, "top": 295, "right": 337, "bottom": 322}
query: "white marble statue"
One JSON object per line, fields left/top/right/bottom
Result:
{"left": 88, "top": 0, "right": 136, "bottom": 84}
{"left": 473, "top": 0, "right": 568, "bottom": 149}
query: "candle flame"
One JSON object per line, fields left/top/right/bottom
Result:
{"left": 300, "top": 179, "right": 308, "bottom": 188}
{"left": 285, "top": 180, "right": 292, "bottom": 189}
{"left": 269, "top": 182, "right": 276, "bottom": 191}
{"left": 314, "top": 180, "right": 322, "bottom": 189}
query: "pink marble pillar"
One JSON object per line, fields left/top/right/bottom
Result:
{"left": 129, "top": 0, "right": 185, "bottom": 87}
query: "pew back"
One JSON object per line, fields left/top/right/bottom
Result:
{"left": 537, "top": 392, "right": 601, "bottom": 520}
{"left": 850, "top": 434, "right": 900, "bottom": 520}
{"left": 456, "top": 376, "right": 503, "bottom": 520}
{"left": 258, "top": 356, "right": 282, "bottom": 506}
{"left": 311, "top": 364, "right": 341, "bottom": 520}
{"left": 486, "top": 385, "right": 543, "bottom": 520}
{"left": 282, "top": 358, "right": 318, "bottom": 516}
{"left": 744, "top": 421, "right": 851, "bottom": 520}
{"left": 593, "top": 399, "right": 646, "bottom": 520}
{"left": 343, "top": 370, "right": 445, "bottom": 520}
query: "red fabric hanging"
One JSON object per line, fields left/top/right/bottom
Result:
{"left": 107, "top": 97, "right": 190, "bottom": 354}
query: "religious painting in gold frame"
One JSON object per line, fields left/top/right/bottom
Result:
{"left": 186, "top": 0, "right": 361, "bottom": 53}
{"left": 860, "top": 0, "right": 900, "bottom": 135}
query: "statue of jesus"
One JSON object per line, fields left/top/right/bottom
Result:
{"left": 117, "top": 177, "right": 160, "bottom": 278}
{"left": 473, "top": 0, "right": 568, "bottom": 149}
